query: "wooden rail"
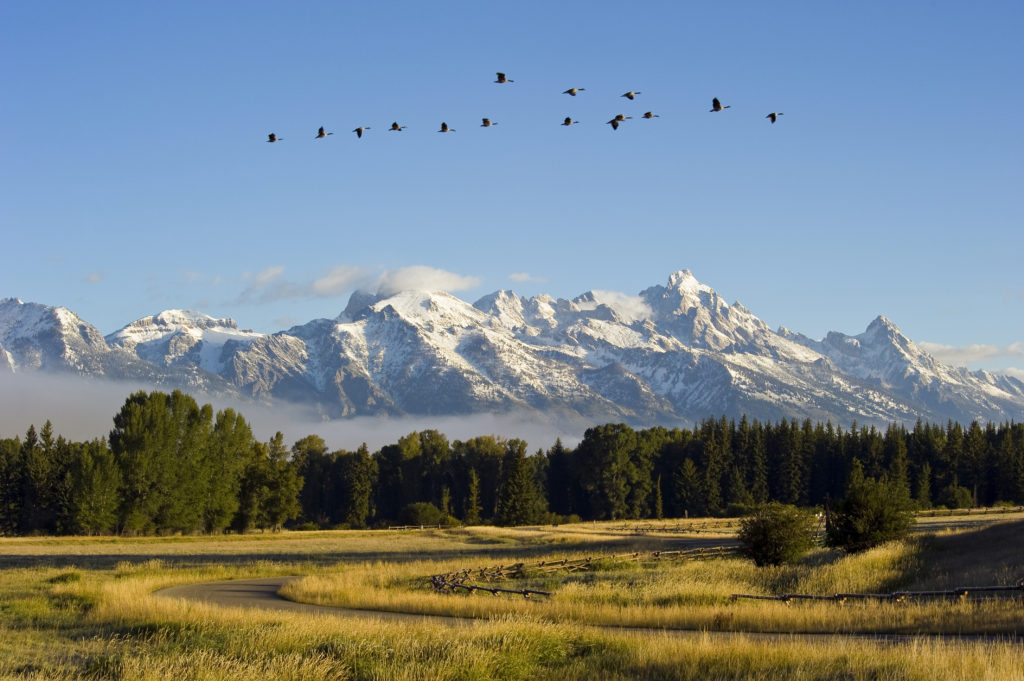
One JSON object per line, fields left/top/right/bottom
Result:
{"left": 430, "top": 545, "right": 738, "bottom": 596}
{"left": 732, "top": 582, "right": 1024, "bottom": 604}
{"left": 430, "top": 575, "right": 551, "bottom": 598}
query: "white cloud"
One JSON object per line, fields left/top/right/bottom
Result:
{"left": 374, "top": 266, "right": 480, "bottom": 296}
{"left": 589, "top": 290, "right": 653, "bottom": 323}
{"left": 310, "top": 265, "right": 368, "bottom": 297}
{"left": 0, "top": 373, "right": 585, "bottom": 454}
{"left": 997, "top": 367, "right": 1024, "bottom": 381}
{"left": 231, "top": 264, "right": 480, "bottom": 305}
{"left": 236, "top": 266, "right": 302, "bottom": 303}
{"left": 84, "top": 271, "right": 104, "bottom": 284}
{"left": 509, "top": 272, "right": 546, "bottom": 283}
{"left": 918, "top": 341, "right": 1024, "bottom": 367}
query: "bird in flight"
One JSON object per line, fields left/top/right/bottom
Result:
{"left": 315, "top": 126, "right": 333, "bottom": 138}
{"left": 352, "top": 126, "right": 371, "bottom": 138}
{"left": 495, "top": 72, "right": 513, "bottom": 83}
{"left": 710, "top": 98, "right": 731, "bottom": 112}
{"left": 642, "top": 111, "right": 660, "bottom": 119}
{"left": 480, "top": 118, "right": 497, "bottom": 127}
{"left": 389, "top": 122, "right": 406, "bottom": 131}
{"left": 266, "top": 133, "right": 281, "bottom": 142}
{"left": 439, "top": 122, "right": 455, "bottom": 132}
{"left": 612, "top": 114, "right": 631, "bottom": 122}
{"left": 607, "top": 118, "right": 623, "bottom": 130}
{"left": 563, "top": 87, "right": 585, "bottom": 96}
{"left": 766, "top": 112, "right": 784, "bottom": 124}
{"left": 562, "top": 117, "right": 579, "bottom": 126}
{"left": 621, "top": 91, "right": 642, "bottom": 100}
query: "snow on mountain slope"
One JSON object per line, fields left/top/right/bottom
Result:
{"left": 0, "top": 297, "right": 113, "bottom": 373}
{"left": 3, "top": 272, "right": 1022, "bottom": 427}
{"left": 107, "top": 309, "right": 263, "bottom": 374}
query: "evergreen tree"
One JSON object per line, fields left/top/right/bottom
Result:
{"left": 672, "top": 458, "right": 706, "bottom": 517}
{"left": 913, "top": 461, "right": 932, "bottom": 509}
{"left": 494, "top": 439, "right": 546, "bottom": 526}
{"left": 67, "top": 439, "right": 121, "bottom": 535}
{"left": 337, "top": 444, "right": 377, "bottom": 528}
{"left": 0, "top": 437, "right": 21, "bottom": 534}
{"left": 652, "top": 474, "right": 664, "bottom": 520}
{"left": 291, "top": 434, "right": 333, "bottom": 525}
{"left": 826, "top": 467, "right": 914, "bottom": 552}
{"left": 576, "top": 423, "right": 637, "bottom": 520}
{"left": 463, "top": 468, "right": 482, "bottom": 524}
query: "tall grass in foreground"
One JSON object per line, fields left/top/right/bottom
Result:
{"left": 1, "top": 517, "right": 1021, "bottom": 679}
{"left": 3, "top": 566, "right": 1023, "bottom": 681}
{"left": 282, "top": 537, "right": 1022, "bottom": 635}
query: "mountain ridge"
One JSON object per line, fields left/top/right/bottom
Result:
{"left": 2, "top": 271, "right": 1022, "bottom": 428}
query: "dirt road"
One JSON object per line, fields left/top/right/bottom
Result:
{"left": 156, "top": 577, "right": 464, "bottom": 626}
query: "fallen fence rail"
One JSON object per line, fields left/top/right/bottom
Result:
{"left": 431, "top": 545, "right": 738, "bottom": 595}
{"left": 431, "top": 575, "right": 551, "bottom": 598}
{"left": 732, "top": 581, "right": 1024, "bottom": 604}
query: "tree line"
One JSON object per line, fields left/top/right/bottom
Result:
{"left": 1, "top": 390, "right": 1022, "bottom": 536}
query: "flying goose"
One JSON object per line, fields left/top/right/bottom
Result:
{"left": 621, "top": 91, "right": 642, "bottom": 100}
{"left": 710, "top": 97, "right": 731, "bottom": 112}
{"left": 438, "top": 122, "right": 455, "bottom": 132}
{"left": 352, "top": 126, "right": 371, "bottom": 138}
{"left": 642, "top": 111, "right": 660, "bottom": 119}
{"left": 266, "top": 133, "right": 281, "bottom": 142}
{"left": 315, "top": 126, "right": 333, "bottom": 138}
{"left": 562, "top": 117, "right": 579, "bottom": 126}
{"left": 389, "top": 122, "right": 406, "bottom": 131}
{"left": 480, "top": 118, "right": 497, "bottom": 127}
{"left": 495, "top": 72, "right": 513, "bottom": 83}
{"left": 563, "top": 87, "right": 585, "bottom": 96}
{"left": 766, "top": 112, "right": 784, "bottom": 124}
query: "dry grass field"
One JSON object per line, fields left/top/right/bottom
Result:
{"left": 0, "top": 511, "right": 1021, "bottom": 680}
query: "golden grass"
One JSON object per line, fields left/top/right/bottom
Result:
{"left": 1, "top": 513, "right": 1022, "bottom": 679}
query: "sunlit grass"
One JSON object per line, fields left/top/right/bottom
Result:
{"left": 0, "top": 512, "right": 1021, "bottom": 679}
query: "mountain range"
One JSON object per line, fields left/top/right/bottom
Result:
{"left": 2, "top": 270, "right": 1022, "bottom": 428}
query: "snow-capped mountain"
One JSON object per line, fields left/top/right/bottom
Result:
{"left": 0, "top": 298, "right": 240, "bottom": 394}
{"left": 3, "top": 271, "right": 1022, "bottom": 427}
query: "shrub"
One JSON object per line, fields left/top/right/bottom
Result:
{"left": 738, "top": 503, "right": 817, "bottom": 566}
{"left": 826, "top": 475, "right": 914, "bottom": 552}
{"left": 937, "top": 483, "right": 974, "bottom": 510}
{"left": 398, "top": 502, "right": 443, "bottom": 526}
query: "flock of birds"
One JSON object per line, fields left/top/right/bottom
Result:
{"left": 265, "top": 72, "right": 784, "bottom": 142}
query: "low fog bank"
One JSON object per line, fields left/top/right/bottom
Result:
{"left": 0, "top": 373, "right": 586, "bottom": 452}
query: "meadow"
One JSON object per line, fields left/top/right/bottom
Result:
{"left": 0, "top": 512, "right": 1021, "bottom": 680}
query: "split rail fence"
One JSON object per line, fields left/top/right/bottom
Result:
{"left": 431, "top": 545, "right": 737, "bottom": 599}
{"left": 732, "top": 582, "right": 1024, "bottom": 604}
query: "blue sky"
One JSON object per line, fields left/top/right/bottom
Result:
{"left": 3, "top": 0, "right": 1022, "bottom": 375}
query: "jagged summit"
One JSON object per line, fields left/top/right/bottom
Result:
{"left": 3, "top": 271, "right": 1022, "bottom": 426}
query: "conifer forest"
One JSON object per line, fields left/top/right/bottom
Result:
{"left": 1, "top": 390, "right": 1022, "bottom": 536}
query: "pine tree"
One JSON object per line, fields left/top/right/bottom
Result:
{"left": 494, "top": 440, "right": 546, "bottom": 526}
{"left": 463, "top": 468, "right": 482, "bottom": 525}
{"left": 337, "top": 444, "right": 377, "bottom": 528}
{"left": 672, "top": 458, "right": 706, "bottom": 517}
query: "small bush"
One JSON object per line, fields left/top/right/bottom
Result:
{"left": 937, "top": 483, "right": 974, "bottom": 509}
{"left": 738, "top": 503, "right": 817, "bottom": 566}
{"left": 398, "top": 502, "right": 443, "bottom": 526}
{"left": 827, "top": 475, "right": 914, "bottom": 553}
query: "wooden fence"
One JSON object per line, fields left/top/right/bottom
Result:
{"left": 430, "top": 545, "right": 737, "bottom": 597}
{"left": 732, "top": 581, "right": 1024, "bottom": 604}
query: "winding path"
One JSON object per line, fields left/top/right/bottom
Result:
{"left": 156, "top": 577, "right": 464, "bottom": 626}
{"left": 155, "top": 577, "right": 1017, "bottom": 643}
